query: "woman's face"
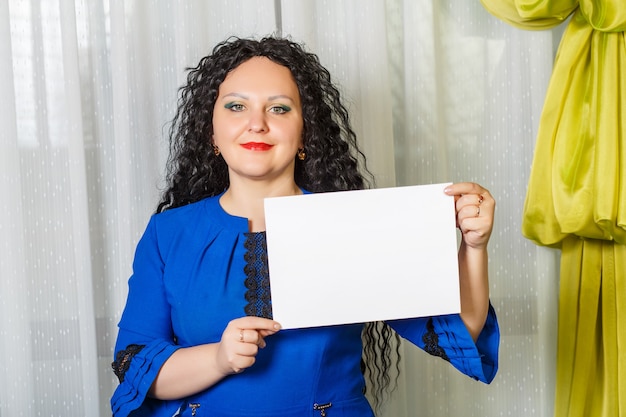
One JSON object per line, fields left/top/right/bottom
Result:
{"left": 212, "top": 57, "right": 304, "bottom": 186}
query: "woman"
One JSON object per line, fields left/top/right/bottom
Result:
{"left": 111, "top": 36, "right": 499, "bottom": 417}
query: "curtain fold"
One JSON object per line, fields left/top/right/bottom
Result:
{"left": 0, "top": 2, "right": 36, "bottom": 414}
{"left": 480, "top": 0, "right": 578, "bottom": 29}
{"left": 59, "top": 0, "right": 101, "bottom": 413}
{"left": 281, "top": 0, "right": 398, "bottom": 187}
{"left": 559, "top": 237, "right": 626, "bottom": 416}
{"left": 481, "top": 1, "right": 626, "bottom": 416}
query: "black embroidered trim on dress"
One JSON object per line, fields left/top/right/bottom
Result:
{"left": 243, "top": 232, "right": 273, "bottom": 319}
{"left": 111, "top": 344, "right": 145, "bottom": 382}
{"left": 422, "top": 318, "right": 449, "bottom": 361}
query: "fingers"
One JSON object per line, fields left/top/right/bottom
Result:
{"left": 218, "top": 317, "right": 281, "bottom": 375}
{"left": 238, "top": 328, "right": 266, "bottom": 348}
{"left": 228, "top": 316, "right": 280, "bottom": 343}
{"left": 232, "top": 316, "right": 282, "bottom": 333}
{"left": 231, "top": 316, "right": 281, "bottom": 345}
{"left": 444, "top": 182, "right": 491, "bottom": 202}
{"left": 444, "top": 183, "right": 494, "bottom": 220}
{"left": 444, "top": 182, "right": 495, "bottom": 249}
{"left": 444, "top": 181, "right": 484, "bottom": 196}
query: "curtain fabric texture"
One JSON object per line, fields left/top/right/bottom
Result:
{"left": 481, "top": 0, "right": 626, "bottom": 415}
{"left": 2, "top": 1, "right": 562, "bottom": 415}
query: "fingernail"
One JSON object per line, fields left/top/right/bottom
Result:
{"left": 274, "top": 323, "right": 282, "bottom": 330}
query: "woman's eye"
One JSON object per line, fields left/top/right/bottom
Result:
{"left": 224, "top": 102, "right": 245, "bottom": 112}
{"left": 269, "top": 105, "right": 291, "bottom": 114}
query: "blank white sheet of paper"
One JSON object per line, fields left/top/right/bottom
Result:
{"left": 264, "top": 183, "right": 460, "bottom": 329}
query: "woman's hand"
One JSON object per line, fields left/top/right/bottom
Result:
{"left": 216, "top": 316, "right": 281, "bottom": 375}
{"left": 444, "top": 182, "right": 495, "bottom": 250}
{"left": 444, "top": 182, "right": 495, "bottom": 341}
{"left": 148, "top": 316, "right": 280, "bottom": 400}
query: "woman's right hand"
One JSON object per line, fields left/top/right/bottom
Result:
{"left": 149, "top": 317, "right": 281, "bottom": 400}
{"left": 216, "top": 317, "right": 281, "bottom": 375}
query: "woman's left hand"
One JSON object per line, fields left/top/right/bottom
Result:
{"left": 444, "top": 182, "right": 495, "bottom": 250}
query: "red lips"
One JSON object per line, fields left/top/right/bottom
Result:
{"left": 241, "top": 142, "right": 274, "bottom": 151}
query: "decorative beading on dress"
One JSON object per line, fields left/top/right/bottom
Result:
{"left": 422, "top": 318, "right": 449, "bottom": 361}
{"left": 112, "top": 344, "right": 145, "bottom": 382}
{"left": 243, "top": 232, "right": 273, "bottom": 319}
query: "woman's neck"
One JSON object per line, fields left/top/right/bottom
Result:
{"left": 220, "top": 178, "right": 302, "bottom": 232}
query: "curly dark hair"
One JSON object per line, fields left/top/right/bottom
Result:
{"left": 157, "top": 35, "right": 400, "bottom": 410}
{"left": 158, "top": 36, "right": 371, "bottom": 211}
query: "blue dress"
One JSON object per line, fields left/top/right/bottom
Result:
{"left": 111, "top": 193, "right": 499, "bottom": 417}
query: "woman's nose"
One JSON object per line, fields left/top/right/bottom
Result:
{"left": 248, "top": 109, "right": 268, "bottom": 133}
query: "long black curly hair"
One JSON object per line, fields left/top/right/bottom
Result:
{"left": 159, "top": 36, "right": 368, "bottom": 211}
{"left": 157, "top": 36, "right": 400, "bottom": 410}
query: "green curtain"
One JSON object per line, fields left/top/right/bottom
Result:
{"left": 480, "top": 1, "right": 626, "bottom": 416}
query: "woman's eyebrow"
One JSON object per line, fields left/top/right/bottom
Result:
{"left": 268, "top": 94, "right": 295, "bottom": 103}
{"left": 221, "top": 92, "right": 295, "bottom": 103}
{"left": 221, "top": 92, "right": 248, "bottom": 100}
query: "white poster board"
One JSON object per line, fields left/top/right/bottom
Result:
{"left": 264, "top": 183, "right": 460, "bottom": 329}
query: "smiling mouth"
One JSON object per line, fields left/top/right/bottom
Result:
{"left": 241, "top": 142, "right": 274, "bottom": 151}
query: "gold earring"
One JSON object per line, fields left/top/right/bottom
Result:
{"left": 213, "top": 145, "right": 220, "bottom": 156}
{"left": 297, "top": 148, "right": 306, "bottom": 161}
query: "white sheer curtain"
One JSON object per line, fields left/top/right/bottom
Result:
{"left": 0, "top": 1, "right": 562, "bottom": 415}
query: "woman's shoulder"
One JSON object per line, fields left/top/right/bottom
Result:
{"left": 155, "top": 195, "right": 216, "bottom": 220}
{"left": 149, "top": 194, "right": 246, "bottom": 237}
{"left": 138, "top": 196, "right": 232, "bottom": 256}
{"left": 149, "top": 198, "right": 201, "bottom": 229}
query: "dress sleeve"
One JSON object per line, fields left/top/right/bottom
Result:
{"left": 110, "top": 336, "right": 180, "bottom": 416}
{"left": 110, "top": 216, "right": 181, "bottom": 417}
{"left": 387, "top": 303, "right": 499, "bottom": 384}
